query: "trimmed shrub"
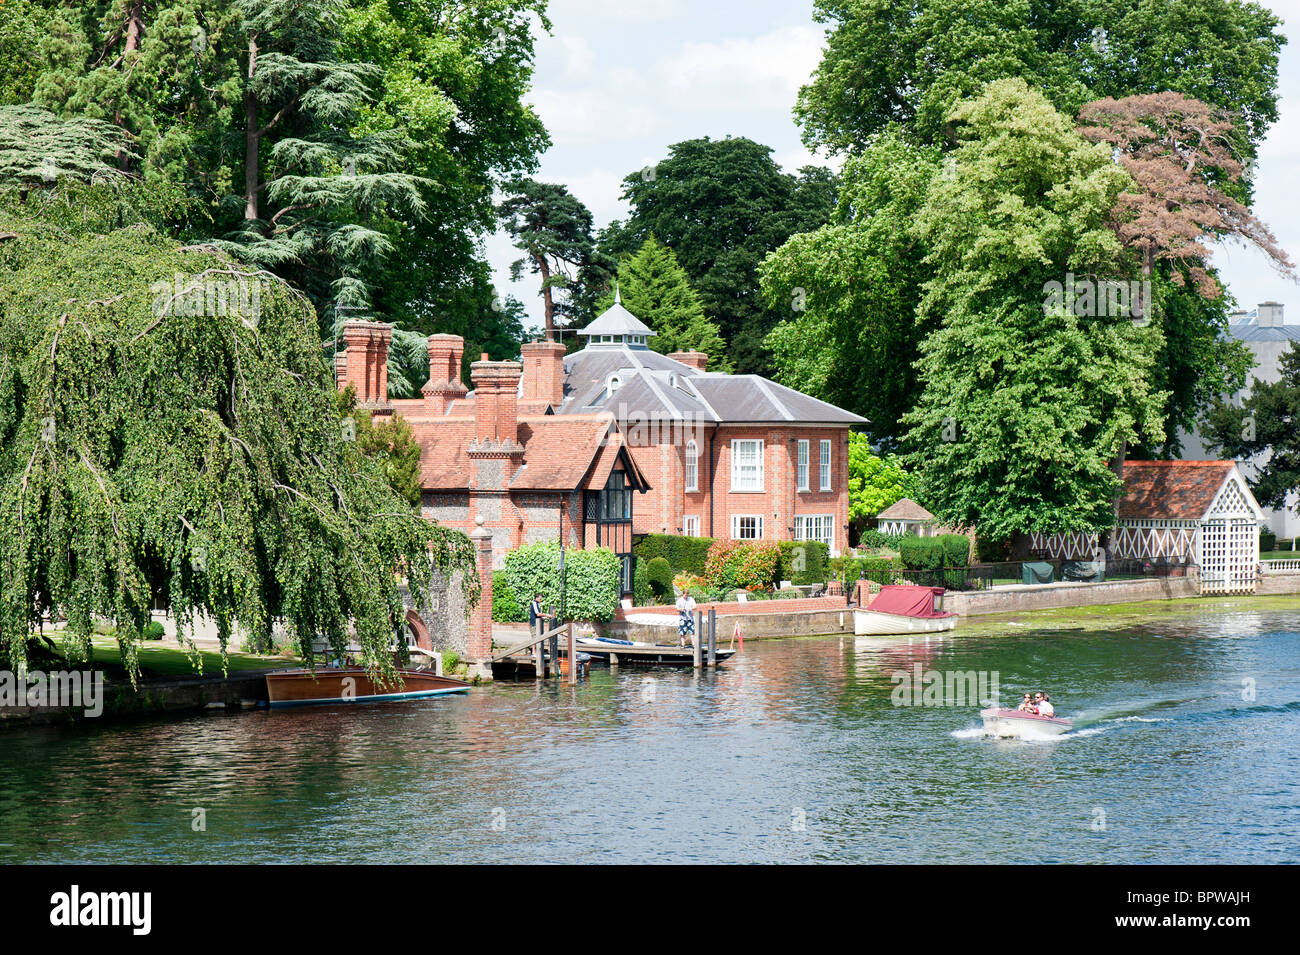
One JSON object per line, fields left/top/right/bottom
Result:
{"left": 503, "top": 542, "right": 622, "bottom": 622}
{"left": 491, "top": 571, "right": 524, "bottom": 622}
{"left": 633, "top": 558, "right": 652, "bottom": 606}
{"left": 143, "top": 621, "right": 165, "bottom": 641}
{"left": 939, "top": 533, "right": 970, "bottom": 567}
{"left": 856, "top": 528, "right": 907, "bottom": 549}
{"left": 1260, "top": 530, "right": 1277, "bottom": 552}
{"left": 633, "top": 533, "right": 715, "bottom": 576}
{"left": 777, "top": 540, "right": 830, "bottom": 585}
{"left": 704, "top": 540, "right": 781, "bottom": 592}
{"left": 647, "top": 557, "right": 674, "bottom": 600}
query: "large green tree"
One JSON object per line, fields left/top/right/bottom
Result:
{"left": 796, "top": 0, "right": 1284, "bottom": 163}
{"left": 595, "top": 237, "right": 731, "bottom": 371}
{"left": 760, "top": 130, "right": 939, "bottom": 444}
{"left": 600, "top": 137, "right": 837, "bottom": 376}
{"left": 901, "top": 79, "right": 1167, "bottom": 541}
{"left": 0, "top": 183, "right": 477, "bottom": 681}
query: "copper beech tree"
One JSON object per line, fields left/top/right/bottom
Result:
{"left": 1077, "top": 92, "right": 1293, "bottom": 310}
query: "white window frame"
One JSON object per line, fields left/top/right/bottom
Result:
{"left": 819, "top": 439, "right": 832, "bottom": 491}
{"left": 685, "top": 440, "right": 699, "bottom": 492}
{"left": 795, "top": 514, "right": 835, "bottom": 552}
{"left": 683, "top": 515, "right": 700, "bottom": 537}
{"left": 730, "top": 439, "right": 765, "bottom": 492}
{"left": 731, "top": 514, "right": 764, "bottom": 540}
{"left": 797, "top": 439, "right": 809, "bottom": 491}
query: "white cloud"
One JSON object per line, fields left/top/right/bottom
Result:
{"left": 660, "top": 25, "right": 824, "bottom": 111}
{"left": 528, "top": 88, "right": 661, "bottom": 146}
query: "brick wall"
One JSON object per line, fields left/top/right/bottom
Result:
{"left": 615, "top": 594, "right": 848, "bottom": 619}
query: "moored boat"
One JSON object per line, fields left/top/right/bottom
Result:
{"left": 575, "top": 635, "right": 736, "bottom": 665}
{"left": 979, "top": 707, "right": 1073, "bottom": 738}
{"left": 266, "top": 646, "right": 470, "bottom": 707}
{"left": 854, "top": 585, "right": 957, "bottom": 636}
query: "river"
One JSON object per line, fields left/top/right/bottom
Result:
{"left": 2, "top": 606, "right": 1297, "bottom": 863}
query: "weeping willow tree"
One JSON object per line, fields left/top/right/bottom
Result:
{"left": 0, "top": 186, "right": 477, "bottom": 684}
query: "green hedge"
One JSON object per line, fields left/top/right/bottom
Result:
{"left": 1261, "top": 530, "right": 1277, "bottom": 552}
{"left": 503, "top": 542, "right": 623, "bottom": 622}
{"left": 647, "top": 557, "right": 674, "bottom": 600}
{"left": 633, "top": 533, "right": 715, "bottom": 576}
{"left": 492, "top": 570, "right": 524, "bottom": 622}
{"left": 776, "top": 541, "right": 830, "bottom": 585}
{"left": 855, "top": 528, "right": 907, "bottom": 549}
{"left": 899, "top": 534, "right": 970, "bottom": 570}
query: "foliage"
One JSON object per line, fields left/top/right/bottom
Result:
{"left": 0, "top": 204, "right": 477, "bottom": 682}
{"left": 143, "top": 621, "right": 166, "bottom": 641}
{"left": 1203, "top": 342, "right": 1300, "bottom": 510}
{"left": 0, "top": 105, "right": 135, "bottom": 189}
{"left": 776, "top": 541, "right": 830, "bottom": 585}
{"left": 796, "top": 0, "right": 1285, "bottom": 161}
{"left": 646, "top": 557, "right": 674, "bottom": 600}
{"left": 499, "top": 178, "right": 606, "bottom": 341}
{"left": 335, "top": 386, "right": 422, "bottom": 506}
{"left": 846, "top": 433, "right": 916, "bottom": 521}
{"left": 1260, "top": 530, "right": 1277, "bottom": 553}
{"left": 762, "top": 130, "right": 940, "bottom": 442}
{"left": 632, "top": 556, "right": 652, "bottom": 607}
{"left": 632, "top": 534, "right": 714, "bottom": 577}
{"left": 491, "top": 570, "right": 523, "bottom": 623}
{"left": 595, "top": 236, "right": 731, "bottom": 371}
{"left": 855, "top": 528, "right": 907, "bottom": 550}
{"left": 600, "top": 137, "right": 837, "bottom": 375}
{"left": 975, "top": 535, "right": 1012, "bottom": 563}
{"left": 703, "top": 540, "right": 781, "bottom": 592}
{"left": 502, "top": 542, "right": 622, "bottom": 622}
{"left": 902, "top": 80, "right": 1166, "bottom": 540}
{"left": 898, "top": 534, "right": 969, "bottom": 570}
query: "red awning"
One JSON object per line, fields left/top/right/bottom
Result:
{"left": 866, "top": 585, "right": 954, "bottom": 619}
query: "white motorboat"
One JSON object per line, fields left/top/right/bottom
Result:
{"left": 854, "top": 585, "right": 957, "bottom": 635}
{"left": 979, "top": 707, "right": 1073, "bottom": 738}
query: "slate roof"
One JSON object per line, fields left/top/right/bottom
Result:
{"left": 1230, "top": 320, "right": 1300, "bottom": 344}
{"left": 875, "top": 498, "right": 934, "bottom": 522}
{"left": 576, "top": 299, "right": 656, "bottom": 338}
{"left": 561, "top": 345, "right": 866, "bottom": 425}
{"left": 1118, "top": 461, "right": 1237, "bottom": 520}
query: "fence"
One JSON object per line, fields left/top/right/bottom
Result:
{"left": 860, "top": 558, "right": 1199, "bottom": 592}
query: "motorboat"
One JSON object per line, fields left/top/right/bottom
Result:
{"left": 575, "top": 635, "right": 736, "bottom": 665}
{"left": 979, "top": 707, "right": 1073, "bottom": 738}
{"left": 854, "top": 585, "right": 956, "bottom": 635}
{"left": 265, "top": 645, "right": 469, "bottom": 708}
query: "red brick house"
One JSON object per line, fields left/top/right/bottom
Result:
{"left": 335, "top": 296, "right": 865, "bottom": 591}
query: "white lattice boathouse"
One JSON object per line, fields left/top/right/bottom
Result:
{"left": 1029, "top": 461, "right": 1264, "bottom": 594}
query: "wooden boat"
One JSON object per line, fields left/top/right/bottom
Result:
{"left": 265, "top": 645, "right": 469, "bottom": 708}
{"left": 574, "top": 635, "right": 736, "bottom": 665}
{"left": 979, "top": 707, "right": 1073, "bottom": 738}
{"left": 854, "top": 585, "right": 957, "bottom": 636}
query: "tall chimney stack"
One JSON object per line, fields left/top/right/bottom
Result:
{"left": 422, "top": 334, "right": 468, "bottom": 413}
{"left": 1258, "top": 301, "right": 1284, "bottom": 327}
{"left": 668, "top": 350, "right": 709, "bottom": 372}
{"left": 469, "top": 358, "right": 523, "bottom": 451}
{"left": 340, "top": 320, "right": 393, "bottom": 409}
{"left": 520, "top": 339, "right": 567, "bottom": 412}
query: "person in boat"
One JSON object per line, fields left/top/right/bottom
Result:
{"left": 1016, "top": 693, "right": 1036, "bottom": 713}
{"left": 1036, "top": 692, "right": 1055, "bottom": 718}
{"left": 676, "top": 591, "right": 697, "bottom": 647}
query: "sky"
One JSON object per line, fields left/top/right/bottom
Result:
{"left": 486, "top": 0, "right": 1300, "bottom": 333}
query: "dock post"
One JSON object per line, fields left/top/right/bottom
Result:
{"left": 566, "top": 622, "right": 576, "bottom": 685}
{"left": 693, "top": 611, "right": 702, "bottom": 668}
{"left": 708, "top": 609, "right": 717, "bottom": 667}
{"left": 548, "top": 627, "right": 559, "bottom": 681}
{"left": 533, "top": 616, "right": 546, "bottom": 679}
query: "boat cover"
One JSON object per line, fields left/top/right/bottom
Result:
{"left": 866, "top": 585, "right": 955, "bottom": 619}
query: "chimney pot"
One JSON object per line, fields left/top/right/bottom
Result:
{"left": 340, "top": 320, "right": 393, "bottom": 408}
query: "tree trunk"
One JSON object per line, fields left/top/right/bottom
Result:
{"left": 538, "top": 256, "right": 555, "bottom": 341}
{"left": 114, "top": 3, "right": 145, "bottom": 170}
{"left": 244, "top": 37, "right": 260, "bottom": 222}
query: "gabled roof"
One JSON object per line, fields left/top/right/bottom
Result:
{"left": 1118, "top": 461, "right": 1250, "bottom": 521}
{"left": 875, "top": 498, "right": 934, "bottom": 521}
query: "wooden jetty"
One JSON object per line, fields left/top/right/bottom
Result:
{"left": 489, "top": 618, "right": 590, "bottom": 683}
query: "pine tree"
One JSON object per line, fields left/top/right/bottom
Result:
{"left": 596, "top": 236, "right": 731, "bottom": 372}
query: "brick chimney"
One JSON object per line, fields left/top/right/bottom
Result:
{"left": 340, "top": 320, "right": 393, "bottom": 409}
{"left": 422, "top": 334, "right": 468, "bottom": 413}
{"left": 668, "top": 350, "right": 709, "bottom": 371}
{"left": 469, "top": 355, "right": 523, "bottom": 451}
{"left": 520, "top": 339, "right": 567, "bottom": 412}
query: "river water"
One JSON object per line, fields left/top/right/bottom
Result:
{"left": 2, "top": 607, "right": 1297, "bottom": 864}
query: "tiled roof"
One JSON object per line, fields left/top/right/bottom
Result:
{"left": 1230, "top": 321, "right": 1300, "bottom": 344}
{"left": 875, "top": 498, "right": 934, "bottom": 521}
{"left": 1118, "top": 461, "right": 1236, "bottom": 520}
{"left": 562, "top": 345, "right": 866, "bottom": 425}
{"left": 577, "top": 300, "right": 656, "bottom": 338}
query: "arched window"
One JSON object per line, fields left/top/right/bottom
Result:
{"left": 685, "top": 440, "right": 699, "bottom": 492}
